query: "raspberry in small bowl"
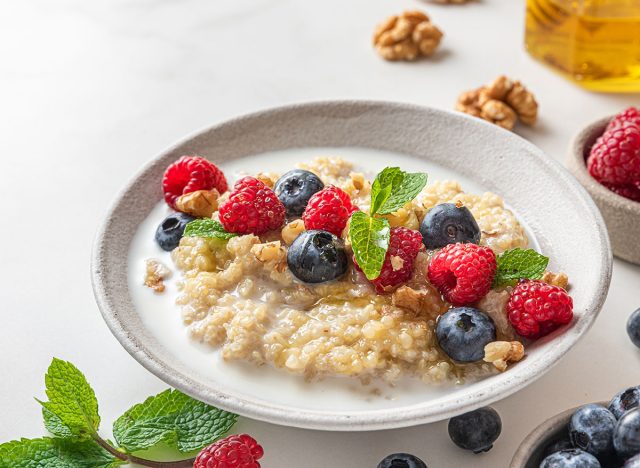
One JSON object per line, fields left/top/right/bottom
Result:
{"left": 567, "top": 108, "right": 640, "bottom": 265}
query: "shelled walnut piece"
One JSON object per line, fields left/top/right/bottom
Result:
{"left": 175, "top": 189, "right": 219, "bottom": 218}
{"left": 483, "top": 341, "right": 525, "bottom": 372}
{"left": 456, "top": 76, "right": 538, "bottom": 131}
{"left": 373, "top": 10, "right": 443, "bottom": 61}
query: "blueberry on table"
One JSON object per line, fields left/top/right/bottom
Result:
{"left": 610, "top": 386, "right": 640, "bottom": 419}
{"left": 286, "top": 230, "right": 348, "bottom": 283}
{"left": 447, "top": 407, "right": 501, "bottom": 453}
{"left": 539, "top": 449, "right": 601, "bottom": 468}
{"left": 614, "top": 408, "right": 640, "bottom": 460}
{"left": 419, "top": 203, "right": 481, "bottom": 249}
{"left": 155, "top": 212, "right": 196, "bottom": 251}
{"left": 377, "top": 453, "right": 427, "bottom": 468}
{"left": 569, "top": 404, "right": 617, "bottom": 458}
{"left": 435, "top": 307, "right": 496, "bottom": 362}
{"left": 627, "top": 308, "right": 640, "bottom": 349}
{"left": 273, "top": 169, "right": 324, "bottom": 217}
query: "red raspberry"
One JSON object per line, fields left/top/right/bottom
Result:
{"left": 507, "top": 279, "right": 573, "bottom": 339}
{"left": 587, "top": 122, "right": 640, "bottom": 187}
{"left": 219, "top": 177, "right": 285, "bottom": 235}
{"left": 606, "top": 107, "right": 640, "bottom": 132}
{"left": 162, "top": 156, "right": 228, "bottom": 209}
{"left": 427, "top": 243, "right": 496, "bottom": 306}
{"left": 355, "top": 227, "right": 424, "bottom": 294}
{"left": 302, "top": 186, "right": 358, "bottom": 237}
{"left": 194, "top": 434, "right": 263, "bottom": 468}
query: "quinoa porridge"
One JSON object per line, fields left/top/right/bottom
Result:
{"left": 148, "top": 155, "right": 570, "bottom": 386}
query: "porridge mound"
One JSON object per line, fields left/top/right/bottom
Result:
{"left": 171, "top": 157, "right": 529, "bottom": 384}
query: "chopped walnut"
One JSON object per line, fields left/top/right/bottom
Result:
{"left": 251, "top": 241, "right": 286, "bottom": 263}
{"left": 541, "top": 271, "right": 569, "bottom": 290}
{"left": 392, "top": 284, "right": 449, "bottom": 319}
{"left": 144, "top": 259, "right": 171, "bottom": 293}
{"left": 456, "top": 75, "right": 538, "bottom": 131}
{"left": 256, "top": 172, "right": 279, "bottom": 189}
{"left": 175, "top": 189, "right": 219, "bottom": 218}
{"left": 390, "top": 256, "right": 404, "bottom": 271}
{"left": 373, "top": 10, "right": 443, "bottom": 61}
{"left": 281, "top": 219, "right": 305, "bottom": 245}
{"left": 483, "top": 341, "right": 525, "bottom": 372}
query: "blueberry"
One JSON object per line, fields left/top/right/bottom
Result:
{"left": 419, "top": 203, "right": 481, "bottom": 249}
{"left": 287, "top": 230, "right": 347, "bottom": 283}
{"left": 377, "top": 453, "right": 427, "bottom": 468}
{"left": 614, "top": 408, "right": 640, "bottom": 460}
{"left": 435, "top": 307, "right": 496, "bottom": 362}
{"left": 155, "top": 212, "right": 196, "bottom": 251}
{"left": 610, "top": 386, "right": 640, "bottom": 419}
{"left": 274, "top": 169, "right": 324, "bottom": 217}
{"left": 448, "top": 407, "right": 501, "bottom": 453}
{"left": 625, "top": 453, "right": 640, "bottom": 467}
{"left": 627, "top": 308, "right": 640, "bottom": 349}
{"left": 544, "top": 435, "right": 574, "bottom": 458}
{"left": 569, "top": 404, "right": 617, "bottom": 458}
{"left": 540, "top": 449, "right": 601, "bottom": 468}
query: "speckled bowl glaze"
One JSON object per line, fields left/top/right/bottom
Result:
{"left": 92, "top": 101, "right": 612, "bottom": 431}
{"left": 567, "top": 116, "right": 640, "bottom": 265}
{"left": 510, "top": 402, "right": 607, "bottom": 468}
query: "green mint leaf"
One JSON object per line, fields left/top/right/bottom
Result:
{"left": 349, "top": 211, "right": 391, "bottom": 280}
{"left": 377, "top": 172, "right": 428, "bottom": 215}
{"left": 370, "top": 167, "right": 403, "bottom": 215}
{"left": 0, "top": 437, "right": 123, "bottom": 468}
{"left": 183, "top": 219, "right": 237, "bottom": 240}
{"left": 113, "top": 389, "right": 238, "bottom": 453}
{"left": 494, "top": 248, "right": 549, "bottom": 287}
{"left": 39, "top": 358, "right": 100, "bottom": 441}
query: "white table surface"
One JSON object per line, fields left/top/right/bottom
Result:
{"left": 1, "top": 1, "right": 639, "bottom": 467}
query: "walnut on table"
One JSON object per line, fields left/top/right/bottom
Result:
{"left": 483, "top": 340, "right": 525, "bottom": 372}
{"left": 456, "top": 75, "right": 538, "bottom": 131}
{"left": 373, "top": 10, "right": 443, "bottom": 61}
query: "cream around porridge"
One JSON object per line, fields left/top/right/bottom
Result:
{"left": 149, "top": 155, "right": 573, "bottom": 385}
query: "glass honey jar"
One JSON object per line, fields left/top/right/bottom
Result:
{"left": 525, "top": 0, "right": 640, "bottom": 92}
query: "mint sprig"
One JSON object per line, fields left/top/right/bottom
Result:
{"left": 493, "top": 248, "right": 549, "bottom": 287}
{"left": 350, "top": 167, "right": 427, "bottom": 280}
{"left": 183, "top": 219, "right": 236, "bottom": 240}
{"left": 0, "top": 359, "right": 239, "bottom": 467}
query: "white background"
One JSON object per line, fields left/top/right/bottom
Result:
{"left": 1, "top": 1, "right": 639, "bottom": 467}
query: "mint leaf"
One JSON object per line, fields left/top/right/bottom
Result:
{"left": 39, "top": 358, "right": 100, "bottom": 441}
{"left": 183, "top": 219, "right": 236, "bottom": 240}
{"left": 494, "top": 248, "right": 549, "bottom": 287}
{"left": 370, "top": 167, "right": 403, "bottom": 215}
{"left": 0, "top": 437, "right": 123, "bottom": 468}
{"left": 349, "top": 211, "right": 391, "bottom": 280}
{"left": 113, "top": 389, "right": 238, "bottom": 453}
{"left": 377, "top": 172, "right": 428, "bottom": 215}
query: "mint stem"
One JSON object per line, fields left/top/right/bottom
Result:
{"left": 92, "top": 434, "right": 195, "bottom": 467}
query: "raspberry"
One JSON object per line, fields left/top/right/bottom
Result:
{"left": 427, "top": 243, "right": 496, "bottom": 306}
{"left": 606, "top": 107, "right": 640, "bottom": 132}
{"left": 507, "top": 279, "right": 573, "bottom": 339}
{"left": 194, "top": 434, "right": 263, "bottom": 468}
{"left": 356, "top": 227, "right": 424, "bottom": 294}
{"left": 219, "top": 177, "right": 285, "bottom": 235}
{"left": 602, "top": 182, "right": 640, "bottom": 202}
{"left": 302, "top": 185, "right": 358, "bottom": 237}
{"left": 587, "top": 122, "right": 640, "bottom": 187}
{"left": 162, "top": 156, "right": 228, "bottom": 209}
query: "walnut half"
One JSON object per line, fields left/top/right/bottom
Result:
{"left": 373, "top": 10, "right": 443, "bottom": 61}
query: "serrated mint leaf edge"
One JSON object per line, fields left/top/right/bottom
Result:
{"left": 183, "top": 219, "right": 236, "bottom": 240}
{"left": 493, "top": 248, "right": 549, "bottom": 287}
{"left": 377, "top": 172, "right": 428, "bottom": 215}
{"left": 349, "top": 211, "right": 390, "bottom": 280}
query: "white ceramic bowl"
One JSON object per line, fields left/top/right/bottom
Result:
{"left": 92, "top": 101, "right": 612, "bottom": 431}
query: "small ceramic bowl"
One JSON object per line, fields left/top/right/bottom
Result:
{"left": 510, "top": 402, "right": 606, "bottom": 468}
{"left": 567, "top": 117, "right": 640, "bottom": 265}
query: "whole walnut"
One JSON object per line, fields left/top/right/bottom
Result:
{"left": 373, "top": 10, "right": 443, "bottom": 61}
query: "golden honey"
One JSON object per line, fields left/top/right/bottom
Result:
{"left": 525, "top": 0, "right": 640, "bottom": 92}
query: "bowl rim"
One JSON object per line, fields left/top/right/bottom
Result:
{"left": 568, "top": 115, "right": 640, "bottom": 212}
{"left": 91, "top": 99, "right": 613, "bottom": 431}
